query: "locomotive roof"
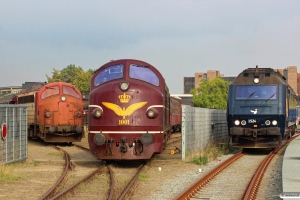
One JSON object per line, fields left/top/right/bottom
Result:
{"left": 0, "top": 93, "right": 16, "bottom": 104}
{"left": 17, "top": 84, "right": 44, "bottom": 96}
{"left": 231, "top": 66, "right": 287, "bottom": 85}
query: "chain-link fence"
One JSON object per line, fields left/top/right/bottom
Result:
{"left": 0, "top": 105, "right": 27, "bottom": 165}
{"left": 181, "top": 105, "right": 228, "bottom": 160}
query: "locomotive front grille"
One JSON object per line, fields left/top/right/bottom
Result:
{"left": 231, "top": 127, "right": 280, "bottom": 136}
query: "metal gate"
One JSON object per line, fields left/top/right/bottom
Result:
{"left": 0, "top": 105, "right": 27, "bottom": 165}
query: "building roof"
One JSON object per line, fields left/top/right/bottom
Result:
{"left": 0, "top": 86, "right": 22, "bottom": 90}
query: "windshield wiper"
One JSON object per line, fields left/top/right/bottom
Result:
{"left": 265, "top": 92, "right": 276, "bottom": 102}
{"left": 245, "top": 91, "right": 256, "bottom": 103}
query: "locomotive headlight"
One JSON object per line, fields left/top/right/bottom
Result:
{"left": 272, "top": 120, "right": 278, "bottom": 125}
{"left": 120, "top": 82, "right": 129, "bottom": 91}
{"left": 61, "top": 96, "right": 66, "bottom": 101}
{"left": 94, "top": 133, "right": 105, "bottom": 146}
{"left": 147, "top": 110, "right": 155, "bottom": 118}
{"left": 254, "top": 78, "right": 259, "bottom": 84}
{"left": 265, "top": 120, "right": 271, "bottom": 125}
{"left": 140, "top": 133, "right": 153, "bottom": 145}
{"left": 241, "top": 120, "right": 246, "bottom": 126}
{"left": 92, "top": 108, "right": 103, "bottom": 118}
{"left": 146, "top": 108, "right": 159, "bottom": 119}
{"left": 234, "top": 120, "right": 240, "bottom": 125}
{"left": 44, "top": 111, "right": 51, "bottom": 118}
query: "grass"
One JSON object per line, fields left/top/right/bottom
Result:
{"left": 188, "top": 141, "right": 234, "bottom": 165}
{"left": 0, "top": 163, "right": 21, "bottom": 183}
{"left": 33, "top": 161, "right": 39, "bottom": 166}
{"left": 138, "top": 173, "right": 150, "bottom": 182}
{"left": 47, "top": 151, "right": 64, "bottom": 157}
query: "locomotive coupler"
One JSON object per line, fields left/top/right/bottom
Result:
{"left": 120, "top": 137, "right": 127, "bottom": 153}
{"left": 133, "top": 138, "right": 143, "bottom": 155}
{"left": 253, "top": 130, "right": 258, "bottom": 140}
{"left": 105, "top": 138, "right": 113, "bottom": 156}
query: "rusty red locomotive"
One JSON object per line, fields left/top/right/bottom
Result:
{"left": 88, "top": 59, "right": 190, "bottom": 160}
{"left": 0, "top": 82, "right": 84, "bottom": 143}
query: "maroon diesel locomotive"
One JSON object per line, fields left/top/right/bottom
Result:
{"left": 88, "top": 59, "right": 183, "bottom": 160}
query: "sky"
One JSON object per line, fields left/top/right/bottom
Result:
{"left": 1, "top": 0, "right": 300, "bottom": 94}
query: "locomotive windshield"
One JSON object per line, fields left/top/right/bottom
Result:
{"left": 41, "top": 86, "right": 60, "bottom": 99}
{"left": 129, "top": 64, "right": 159, "bottom": 86}
{"left": 235, "top": 85, "right": 277, "bottom": 100}
{"left": 94, "top": 64, "right": 123, "bottom": 86}
{"left": 62, "top": 86, "right": 80, "bottom": 98}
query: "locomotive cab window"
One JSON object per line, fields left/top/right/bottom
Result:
{"left": 94, "top": 64, "right": 124, "bottom": 86}
{"left": 129, "top": 64, "right": 159, "bottom": 86}
{"left": 41, "top": 86, "right": 60, "bottom": 99}
{"left": 235, "top": 85, "right": 277, "bottom": 100}
{"left": 62, "top": 86, "right": 80, "bottom": 98}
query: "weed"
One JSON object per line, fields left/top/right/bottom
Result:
{"left": 0, "top": 165, "right": 21, "bottom": 183}
{"left": 191, "top": 155, "right": 208, "bottom": 165}
{"left": 138, "top": 173, "right": 150, "bottom": 182}
{"left": 188, "top": 140, "right": 234, "bottom": 165}
{"left": 33, "top": 161, "right": 39, "bottom": 167}
{"left": 47, "top": 151, "right": 64, "bottom": 157}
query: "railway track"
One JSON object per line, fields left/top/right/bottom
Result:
{"left": 39, "top": 144, "right": 104, "bottom": 199}
{"left": 174, "top": 134, "right": 299, "bottom": 200}
{"left": 243, "top": 134, "right": 299, "bottom": 200}
{"left": 37, "top": 143, "right": 147, "bottom": 200}
{"left": 108, "top": 162, "right": 146, "bottom": 200}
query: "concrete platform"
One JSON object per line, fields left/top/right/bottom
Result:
{"left": 282, "top": 135, "right": 300, "bottom": 199}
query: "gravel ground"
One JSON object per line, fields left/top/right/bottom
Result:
{"left": 137, "top": 148, "right": 285, "bottom": 200}
{"left": 0, "top": 135, "right": 286, "bottom": 200}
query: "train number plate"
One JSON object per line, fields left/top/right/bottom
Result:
{"left": 248, "top": 119, "right": 256, "bottom": 123}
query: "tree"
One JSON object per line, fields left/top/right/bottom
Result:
{"left": 190, "top": 76, "right": 230, "bottom": 109}
{"left": 46, "top": 64, "right": 95, "bottom": 94}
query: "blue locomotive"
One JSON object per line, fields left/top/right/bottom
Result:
{"left": 227, "top": 66, "right": 297, "bottom": 148}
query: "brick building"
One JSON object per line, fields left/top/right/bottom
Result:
{"left": 276, "top": 66, "right": 298, "bottom": 95}
{"left": 184, "top": 70, "right": 232, "bottom": 94}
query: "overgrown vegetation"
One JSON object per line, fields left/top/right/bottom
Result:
{"left": 188, "top": 141, "right": 234, "bottom": 165}
{"left": 0, "top": 164, "right": 21, "bottom": 183}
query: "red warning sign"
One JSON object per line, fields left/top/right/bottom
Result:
{"left": 2, "top": 123, "right": 7, "bottom": 139}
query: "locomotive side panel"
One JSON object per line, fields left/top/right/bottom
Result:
{"left": 170, "top": 97, "right": 183, "bottom": 132}
{"left": 17, "top": 87, "right": 41, "bottom": 138}
{"left": 26, "top": 102, "right": 35, "bottom": 125}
